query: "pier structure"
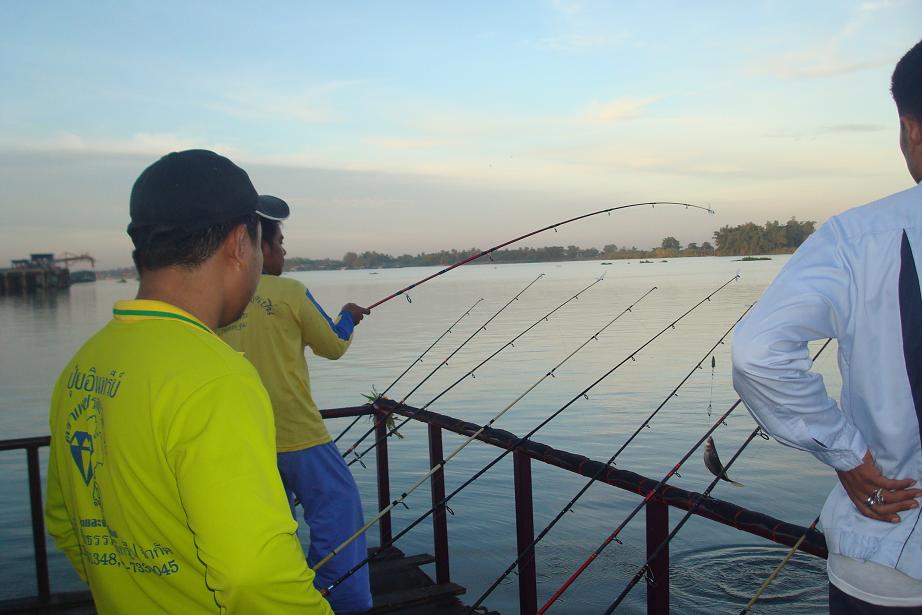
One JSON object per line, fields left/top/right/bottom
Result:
{"left": 0, "top": 252, "right": 95, "bottom": 295}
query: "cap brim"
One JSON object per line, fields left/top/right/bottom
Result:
{"left": 255, "top": 195, "right": 290, "bottom": 221}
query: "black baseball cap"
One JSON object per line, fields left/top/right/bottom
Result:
{"left": 255, "top": 195, "right": 290, "bottom": 221}
{"left": 127, "top": 149, "right": 289, "bottom": 237}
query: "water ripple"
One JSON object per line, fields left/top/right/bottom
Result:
{"left": 671, "top": 544, "right": 827, "bottom": 614}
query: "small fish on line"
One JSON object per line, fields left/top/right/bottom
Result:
{"left": 703, "top": 436, "right": 744, "bottom": 487}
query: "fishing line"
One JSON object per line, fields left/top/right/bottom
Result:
{"left": 314, "top": 276, "right": 610, "bottom": 570}
{"left": 333, "top": 297, "right": 485, "bottom": 444}
{"left": 339, "top": 274, "right": 544, "bottom": 461}
{"left": 321, "top": 276, "right": 736, "bottom": 593}
{"left": 348, "top": 275, "right": 608, "bottom": 468}
{"left": 707, "top": 354, "right": 716, "bottom": 418}
{"left": 538, "top": 339, "right": 832, "bottom": 614}
{"left": 467, "top": 302, "right": 752, "bottom": 613}
{"left": 367, "top": 202, "right": 713, "bottom": 310}
{"left": 738, "top": 514, "right": 821, "bottom": 614}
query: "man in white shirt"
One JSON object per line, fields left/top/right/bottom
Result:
{"left": 733, "top": 39, "right": 922, "bottom": 613}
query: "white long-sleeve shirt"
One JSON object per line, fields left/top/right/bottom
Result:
{"left": 732, "top": 181, "right": 922, "bottom": 586}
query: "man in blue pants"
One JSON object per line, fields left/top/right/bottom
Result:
{"left": 219, "top": 196, "right": 372, "bottom": 613}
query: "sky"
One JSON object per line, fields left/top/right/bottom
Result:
{"left": 1, "top": 1, "right": 921, "bottom": 268}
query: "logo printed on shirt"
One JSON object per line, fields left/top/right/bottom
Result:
{"left": 69, "top": 431, "right": 95, "bottom": 485}
{"left": 251, "top": 294, "right": 275, "bottom": 316}
{"left": 63, "top": 389, "right": 107, "bottom": 508}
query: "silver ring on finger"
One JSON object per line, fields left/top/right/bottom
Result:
{"left": 866, "top": 488, "right": 885, "bottom": 508}
{"left": 874, "top": 488, "right": 885, "bottom": 505}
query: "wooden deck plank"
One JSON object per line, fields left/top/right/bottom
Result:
{"left": 0, "top": 549, "right": 499, "bottom": 615}
{"left": 368, "top": 582, "right": 465, "bottom": 613}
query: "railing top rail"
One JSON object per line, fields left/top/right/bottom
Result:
{"left": 319, "top": 405, "right": 375, "bottom": 419}
{"left": 0, "top": 435, "right": 50, "bottom": 452}
{"left": 327, "top": 401, "right": 828, "bottom": 558}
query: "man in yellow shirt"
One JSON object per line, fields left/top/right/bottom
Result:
{"left": 45, "top": 150, "right": 332, "bottom": 614}
{"left": 219, "top": 199, "right": 372, "bottom": 613}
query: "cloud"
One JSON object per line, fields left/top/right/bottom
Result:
{"left": 768, "top": 56, "right": 890, "bottom": 80}
{"left": 548, "top": 0, "right": 581, "bottom": 17}
{"left": 538, "top": 34, "right": 613, "bottom": 50}
{"left": 819, "top": 123, "right": 887, "bottom": 134}
{"left": 748, "top": 0, "right": 899, "bottom": 81}
{"left": 0, "top": 133, "right": 237, "bottom": 157}
{"left": 363, "top": 136, "right": 441, "bottom": 150}
{"left": 583, "top": 97, "right": 657, "bottom": 123}
{"left": 764, "top": 123, "right": 887, "bottom": 140}
{"left": 538, "top": 0, "right": 630, "bottom": 51}
{"left": 207, "top": 80, "right": 363, "bottom": 124}
{"left": 844, "top": 0, "right": 893, "bottom": 34}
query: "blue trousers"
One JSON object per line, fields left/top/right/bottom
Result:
{"left": 278, "top": 443, "right": 372, "bottom": 613}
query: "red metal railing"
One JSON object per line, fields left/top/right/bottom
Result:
{"left": 321, "top": 402, "right": 827, "bottom": 615}
{"left": 1, "top": 403, "right": 826, "bottom": 614}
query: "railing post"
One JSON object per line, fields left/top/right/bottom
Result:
{"left": 27, "top": 446, "right": 50, "bottom": 602}
{"left": 374, "top": 410, "right": 392, "bottom": 545}
{"left": 513, "top": 451, "right": 537, "bottom": 615}
{"left": 427, "top": 425, "right": 450, "bottom": 584}
{"left": 645, "top": 499, "right": 669, "bottom": 615}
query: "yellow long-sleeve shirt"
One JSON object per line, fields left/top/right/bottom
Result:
{"left": 218, "top": 275, "right": 353, "bottom": 452}
{"left": 45, "top": 299, "right": 332, "bottom": 614}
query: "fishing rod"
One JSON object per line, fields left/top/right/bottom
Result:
{"left": 604, "top": 424, "right": 768, "bottom": 614}
{"left": 347, "top": 275, "right": 608, "bottom": 469}
{"left": 538, "top": 338, "right": 833, "bottom": 614}
{"left": 367, "top": 201, "right": 713, "bottom": 310}
{"left": 321, "top": 277, "right": 736, "bottom": 594}
{"left": 333, "top": 297, "right": 485, "bottom": 444}
{"left": 739, "top": 514, "right": 821, "bottom": 614}
{"left": 314, "top": 276, "right": 611, "bottom": 570}
{"left": 467, "top": 302, "right": 753, "bottom": 613}
{"left": 339, "top": 274, "right": 544, "bottom": 461}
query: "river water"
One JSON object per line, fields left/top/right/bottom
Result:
{"left": 0, "top": 257, "right": 838, "bottom": 614}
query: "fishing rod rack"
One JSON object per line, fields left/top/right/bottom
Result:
{"left": 324, "top": 401, "right": 828, "bottom": 615}
{"left": 2, "top": 402, "right": 826, "bottom": 614}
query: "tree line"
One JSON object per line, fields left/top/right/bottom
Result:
{"left": 281, "top": 218, "right": 816, "bottom": 271}
{"left": 711, "top": 218, "right": 815, "bottom": 256}
{"left": 96, "top": 218, "right": 817, "bottom": 275}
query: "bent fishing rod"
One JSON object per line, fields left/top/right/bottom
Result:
{"left": 739, "top": 514, "right": 821, "bottom": 614}
{"left": 538, "top": 338, "right": 833, "bottom": 614}
{"left": 339, "top": 274, "right": 544, "bottom": 461}
{"left": 467, "top": 302, "right": 753, "bottom": 613}
{"left": 333, "top": 297, "right": 484, "bottom": 444}
{"left": 322, "top": 278, "right": 735, "bottom": 594}
{"left": 348, "top": 276, "right": 608, "bottom": 468}
{"left": 315, "top": 276, "right": 610, "bottom": 570}
{"left": 367, "top": 201, "right": 713, "bottom": 310}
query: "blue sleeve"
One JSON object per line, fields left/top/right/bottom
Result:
{"left": 306, "top": 290, "right": 354, "bottom": 341}
{"left": 298, "top": 289, "right": 354, "bottom": 360}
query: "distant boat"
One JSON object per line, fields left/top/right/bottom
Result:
{"left": 735, "top": 256, "right": 772, "bottom": 262}
{"left": 369, "top": 272, "right": 379, "bottom": 275}
{"left": 70, "top": 270, "right": 96, "bottom": 284}
{"left": 601, "top": 262, "right": 613, "bottom": 265}
{"left": 117, "top": 278, "right": 127, "bottom": 283}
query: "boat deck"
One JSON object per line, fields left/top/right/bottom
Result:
{"left": 0, "top": 546, "right": 496, "bottom": 614}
